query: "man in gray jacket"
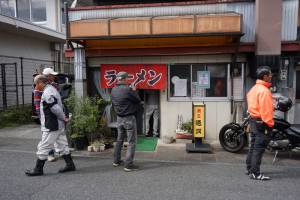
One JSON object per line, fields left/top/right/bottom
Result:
{"left": 111, "top": 72, "right": 141, "bottom": 172}
{"left": 25, "top": 75, "right": 75, "bottom": 176}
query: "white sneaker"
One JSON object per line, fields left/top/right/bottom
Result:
{"left": 249, "top": 173, "right": 271, "bottom": 181}
{"left": 48, "top": 155, "right": 58, "bottom": 162}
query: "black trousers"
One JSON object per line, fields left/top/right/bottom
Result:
{"left": 246, "top": 120, "right": 270, "bottom": 175}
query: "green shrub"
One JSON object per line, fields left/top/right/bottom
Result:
{"left": 64, "top": 89, "right": 76, "bottom": 114}
{"left": 0, "top": 105, "right": 32, "bottom": 128}
{"left": 182, "top": 120, "right": 193, "bottom": 133}
{"left": 64, "top": 89, "right": 112, "bottom": 146}
{"left": 69, "top": 96, "right": 99, "bottom": 139}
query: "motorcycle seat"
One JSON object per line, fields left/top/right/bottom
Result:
{"left": 290, "top": 125, "right": 300, "bottom": 135}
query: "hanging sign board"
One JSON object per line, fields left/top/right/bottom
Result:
{"left": 193, "top": 103, "right": 205, "bottom": 138}
{"left": 280, "top": 69, "right": 287, "bottom": 81}
{"left": 101, "top": 64, "right": 167, "bottom": 90}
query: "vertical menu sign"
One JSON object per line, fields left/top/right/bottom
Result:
{"left": 193, "top": 103, "right": 205, "bottom": 138}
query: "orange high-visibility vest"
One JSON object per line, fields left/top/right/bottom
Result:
{"left": 247, "top": 80, "right": 274, "bottom": 128}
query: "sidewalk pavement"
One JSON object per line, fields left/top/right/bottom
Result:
{"left": 0, "top": 123, "right": 299, "bottom": 167}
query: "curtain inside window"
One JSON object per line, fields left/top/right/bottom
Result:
{"left": 93, "top": 70, "right": 113, "bottom": 124}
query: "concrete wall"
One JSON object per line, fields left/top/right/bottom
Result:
{"left": 0, "top": 31, "right": 52, "bottom": 59}
{"left": 0, "top": 30, "right": 53, "bottom": 108}
{"left": 160, "top": 89, "right": 231, "bottom": 143}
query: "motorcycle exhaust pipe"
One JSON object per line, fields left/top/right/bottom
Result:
{"left": 269, "top": 139, "right": 290, "bottom": 148}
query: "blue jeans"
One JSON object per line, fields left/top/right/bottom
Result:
{"left": 246, "top": 120, "right": 270, "bottom": 175}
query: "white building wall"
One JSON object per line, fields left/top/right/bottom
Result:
{"left": 45, "top": 0, "right": 58, "bottom": 30}
{"left": 160, "top": 90, "right": 231, "bottom": 143}
{"left": 44, "top": 0, "right": 64, "bottom": 32}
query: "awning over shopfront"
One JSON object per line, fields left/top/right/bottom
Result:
{"left": 67, "top": 13, "right": 243, "bottom": 56}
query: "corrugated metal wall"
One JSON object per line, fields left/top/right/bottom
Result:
{"left": 282, "top": 0, "right": 298, "bottom": 41}
{"left": 69, "top": 0, "right": 299, "bottom": 42}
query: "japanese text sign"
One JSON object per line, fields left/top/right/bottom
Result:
{"left": 193, "top": 103, "right": 205, "bottom": 138}
{"left": 197, "top": 71, "right": 210, "bottom": 88}
{"left": 101, "top": 64, "right": 167, "bottom": 90}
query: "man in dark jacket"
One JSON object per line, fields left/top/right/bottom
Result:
{"left": 111, "top": 71, "right": 141, "bottom": 172}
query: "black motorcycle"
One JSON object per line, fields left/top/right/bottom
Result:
{"left": 219, "top": 96, "right": 300, "bottom": 155}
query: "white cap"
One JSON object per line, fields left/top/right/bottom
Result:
{"left": 42, "top": 67, "right": 58, "bottom": 75}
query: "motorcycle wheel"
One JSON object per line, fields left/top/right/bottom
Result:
{"left": 219, "top": 123, "right": 247, "bottom": 153}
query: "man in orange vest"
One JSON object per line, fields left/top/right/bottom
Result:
{"left": 246, "top": 66, "right": 274, "bottom": 181}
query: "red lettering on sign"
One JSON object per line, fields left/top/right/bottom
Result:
{"left": 101, "top": 64, "right": 167, "bottom": 90}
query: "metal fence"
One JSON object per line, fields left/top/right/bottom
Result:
{"left": 0, "top": 55, "right": 74, "bottom": 110}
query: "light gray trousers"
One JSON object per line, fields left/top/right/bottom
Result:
{"left": 37, "top": 129, "right": 70, "bottom": 160}
{"left": 145, "top": 105, "right": 159, "bottom": 135}
{"left": 114, "top": 115, "right": 137, "bottom": 167}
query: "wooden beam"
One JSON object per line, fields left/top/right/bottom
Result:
{"left": 85, "top": 45, "right": 249, "bottom": 57}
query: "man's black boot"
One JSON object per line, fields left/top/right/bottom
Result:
{"left": 25, "top": 159, "right": 46, "bottom": 176}
{"left": 59, "top": 154, "right": 76, "bottom": 173}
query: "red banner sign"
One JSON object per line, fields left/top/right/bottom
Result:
{"left": 101, "top": 64, "right": 167, "bottom": 90}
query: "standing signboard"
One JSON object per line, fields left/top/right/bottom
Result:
{"left": 186, "top": 103, "right": 212, "bottom": 153}
{"left": 193, "top": 103, "right": 205, "bottom": 138}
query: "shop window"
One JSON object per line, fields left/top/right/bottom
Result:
{"left": 169, "top": 64, "right": 191, "bottom": 97}
{"left": 0, "top": 0, "right": 16, "bottom": 17}
{"left": 169, "top": 63, "right": 228, "bottom": 100}
{"left": 30, "top": 0, "right": 46, "bottom": 22}
{"left": 192, "top": 64, "right": 227, "bottom": 98}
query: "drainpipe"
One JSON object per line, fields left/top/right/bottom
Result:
{"left": 231, "top": 38, "right": 241, "bottom": 122}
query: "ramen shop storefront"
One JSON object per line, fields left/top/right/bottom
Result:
{"left": 68, "top": 9, "right": 245, "bottom": 143}
{"left": 85, "top": 55, "right": 246, "bottom": 143}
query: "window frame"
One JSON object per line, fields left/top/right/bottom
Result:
{"left": 0, "top": 0, "right": 17, "bottom": 17}
{"left": 29, "top": 0, "right": 47, "bottom": 23}
{"left": 168, "top": 63, "right": 231, "bottom": 102}
{"left": 0, "top": 0, "right": 47, "bottom": 23}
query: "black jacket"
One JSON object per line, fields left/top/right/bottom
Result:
{"left": 111, "top": 83, "right": 141, "bottom": 117}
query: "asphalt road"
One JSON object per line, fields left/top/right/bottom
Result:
{"left": 0, "top": 125, "right": 299, "bottom": 200}
{"left": 1, "top": 148, "right": 300, "bottom": 200}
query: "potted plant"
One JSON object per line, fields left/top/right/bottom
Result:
{"left": 66, "top": 94, "right": 100, "bottom": 150}
{"left": 176, "top": 119, "right": 193, "bottom": 140}
{"left": 89, "top": 140, "right": 106, "bottom": 152}
{"left": 70, "top": 131, "right": 88, "bottom": 150}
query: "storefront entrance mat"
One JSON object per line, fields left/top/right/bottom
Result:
{"left": 136, "top": 136, "right": 157, "bottom": 152}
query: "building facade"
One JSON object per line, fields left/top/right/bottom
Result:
{"left": 66, "top": 0, "right": 300, "bottom": 143}
{"left": 0, "top": 0, "right": 72, "bottom": 109}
